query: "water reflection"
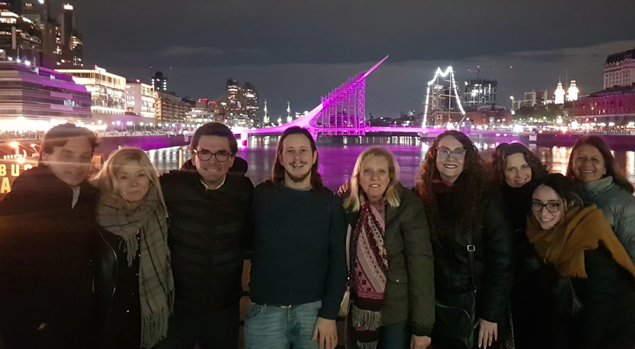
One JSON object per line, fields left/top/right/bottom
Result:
{"left": 146, "top": 138, "right": 635, "bottom": 190}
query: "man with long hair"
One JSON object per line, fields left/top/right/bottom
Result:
{"left": 156, "top": 122, "right": 254, "bottom": 349}
{"left": 245, "top": 127, "right": 347, "bottom": 349}
{"left": 0, "top": 124, "right": 100, "bottom": 349}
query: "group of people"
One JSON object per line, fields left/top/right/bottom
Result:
{"left": 0, "top": 122, "right": 635, "bottom": 349}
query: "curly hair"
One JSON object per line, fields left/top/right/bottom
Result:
{"left": 415, "top": 130, "right": 491, "bottom": 237}
{"left": 489, "top": 142, "right": 548, "bottom": 186}
{"left": 566, "top": 135, "right": 634, "bottom": 194}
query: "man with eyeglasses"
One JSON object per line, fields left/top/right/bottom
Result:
{"left": 156, "top": 122, "right": 254, "bottom": 349}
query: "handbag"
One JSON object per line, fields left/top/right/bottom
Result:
{"left": 339, "top": 225, "right": 352, "bottom": 317}
{"left": 552, "top": 277, "right": 584, "bottom": 318}
{"left": 432, "top": 234, "right": 478, "bottom": 349}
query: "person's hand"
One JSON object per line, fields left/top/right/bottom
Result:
{"left": 474, "top": 318, "right": 498, "bottom": 348}
{"left": 337, "top": 181, "right": 351, "bottom": 196}
{"left": 411, "top": 334, "right": 432, "bottom": 349}
{"left": 312, "top": 317, "right": 337, "bottom": 349}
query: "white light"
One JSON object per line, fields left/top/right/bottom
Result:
{"left": 24, "top": 61, "right": 31, "bottom": 66}
{"left": 38, "top": 0, "right": 45, "bottom": 4}
{"left": 7, "top": 57, "right": 12, "bottom": 61}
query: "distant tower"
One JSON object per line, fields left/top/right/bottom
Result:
{"left": 554, "top": 81, "right": 565, "bottom": 105}
{"left": 263, "top": 99, "right": 269, "bottom": 124}
{"left": 567, "top": 80, "right": 579, "bottom": 102}
{"left": 286, "top": 101, "right": 292, "bottom": 123}
{"left": 277, "top": 116, "right": 282, "bottom": 126}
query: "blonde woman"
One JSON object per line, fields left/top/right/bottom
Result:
{"left": 92, "top": 148, "right": 174, "bottom": 349}
{"left": 343, "top": 147, "right": 434, "bottom": 349}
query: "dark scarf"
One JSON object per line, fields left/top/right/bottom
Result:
{"left": 351, "top": 195, "right": 388, "bottom": 349}
{"left": 97, "top": 186, "right": 174, "bottom": 348}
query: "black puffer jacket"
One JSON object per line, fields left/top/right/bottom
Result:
{"left": 160, "top": 171, "right": 254, "bottom": 314}
{"left": 0, "top": 166, "right": 97, "bottom": 349}
{"left": 432, "top": 190, "right": 514, "bottom": 323}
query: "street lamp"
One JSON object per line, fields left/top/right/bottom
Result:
{"left": 9, "top": 141, "right": 19, "bottom": 155}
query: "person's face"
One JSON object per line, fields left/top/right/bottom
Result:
{"left": 504, "top": 153, "right": 532, "bottom": 188}
{"left": 116, "top": 160, "right": 150, "bottom": 203}
{"left": 359, "top": 156, "right": 391, "bottom": 203}
{"left": 531, "top": 185, "right": 564, "bottom": 230}
{"left": 41, "top": 136, "right": 93, "bottom": 187}
{"left": 571, "top": 144, "right": 606, "bottom": 183}
{"left": 193, "top": 135, "right": 235, "bottom": 187}
{"left": 279, "top": 134, "right": 317, "bottom": 184}
{"left": 435, "top": 136, "right": 466, "bottom": 183}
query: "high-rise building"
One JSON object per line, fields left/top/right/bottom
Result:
{"left": 214, "top": 79, "right": 259, "bottom": 127}
{"left": 2, "top": 0, "right": 23, "bottom": 14}
{"left": 464, "top": 79, "right": 498, "bottom": 107}
{"left": 0, "top": 7, "right": 42, "bottom": 65}
{"left": 57, "top": 3, "right": 82, "bottom": 67}
{"left": 242, "top": 81, "right": 258, "bottom": 119}
{"left": 56, "top": 65, "right": 127, "bottom": 114}
{"left": 125, "top": 79, "right": 156, "bottom": 118}
{"left": 522, "top": 90, "right": 548, "bottom": 108}
{"left": 604, "top": 48, "right": 635, "bottom": 89}
{"left": 155, "top": 91, "right": 191, "bottom": 123}
{"left": 151, "top": 71, "right": 168, "bottom": 91}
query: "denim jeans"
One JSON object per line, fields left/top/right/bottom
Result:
{"left": 244, "top": 300, "right": 322, "bottom": 349}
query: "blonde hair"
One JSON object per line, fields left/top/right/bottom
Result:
{"left": 344, "top": 147, "right": 401, "bottom": 212}
{"left": 93, "top": 147, "right": 167, "bottom": 214}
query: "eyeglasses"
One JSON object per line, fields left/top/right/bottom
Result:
{"left": 437, "top": 148, "right": 467, "bottom": 160}
{"left": 193, "top": 150, "right": 233, "bottom": 162}
{"left": 531, "top": 201, "right": 561, "bottom": 213}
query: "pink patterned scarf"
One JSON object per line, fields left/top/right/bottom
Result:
{"left": 351, "top": 195, "right": 388, "bottom": 349}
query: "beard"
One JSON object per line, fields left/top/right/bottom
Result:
{"left": 285, "top": 167, "right": 312, "bottom": 183}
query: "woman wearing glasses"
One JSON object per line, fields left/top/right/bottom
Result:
{"left": 489, "top": 143, "right": 548, "bottom": 349}
{"left": 415, "top": 131, "right": 514, "bottom": 349}
{"left": 526, "top": 173, "right": 635, "bottom": 349}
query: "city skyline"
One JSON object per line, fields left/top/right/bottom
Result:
{"left": 41, "top": 0, "right": 635, "bottom": 117}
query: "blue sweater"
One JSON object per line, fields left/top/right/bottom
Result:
{"left": 249, "top": 182, "right": 347, "bottom": 320}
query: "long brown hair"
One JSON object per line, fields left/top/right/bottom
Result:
{"left": 489, "top": 142, "right": 548, "bottom": 186}
{"left": 415, "top": 130, "right": 491, "bottom": 237}
{"left": 271, "top": 127, "right": 323, "bottom": 191}
{"left": 566, "top": 135, "right": 634, "bottom": 194}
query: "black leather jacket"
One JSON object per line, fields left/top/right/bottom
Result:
{"left": 432, "top": 192, "right": 514, "bottom": 323}
{"left": 94, "top": 228, "right": 140, "bottom": 347}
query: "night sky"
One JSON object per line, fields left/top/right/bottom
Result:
{"left": 51, "top": 0, "right": 635, "bottom": 117}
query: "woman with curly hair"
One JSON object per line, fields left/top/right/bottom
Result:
{"left": 415, "top": 130, "right": 514, "bottom": 349}
{"left": 489, "top": 143, "right": 549, "bottom": 349}
{"left": 566, "top": 135, "right": 635, "bottom": 264}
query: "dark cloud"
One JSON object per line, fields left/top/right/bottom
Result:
{"left": 49, "top": 0, "right": 635, "bottom": 116}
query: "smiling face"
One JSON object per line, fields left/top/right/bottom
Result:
{"left": 41, "top": 136, "right": 93, "bottom": 188}
{"left": 193, "top": 135, "right": 235, "bottom": 188}
{"left": 279, "top": 133, "right": 317, "bottom": 187}
{"left": 571, "top": 144, "right": 606, "bottom": 183}
{"left": 435, "top": 136, "right": 466, "bottom": 183}
{"left": 504, "top": 153, "right": 533, "bottom": 188}
{"left": 359, "top": 155, "right": 391, "bottom": 203}
{"left": 531, "top": 184, "right": 565, "bottom": 230}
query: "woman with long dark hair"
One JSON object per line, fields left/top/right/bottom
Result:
{"left": 416, "top": 131, "right": 513, "bottom": 349}
{"left": 526, "top": 173, "right": 635, "bottom": 348}
{"left": 489, "top": 142, "right": 549, "bottom": 349}
{"left": 343, "top": 147, "right": 434, "bottom": 349}
{"left": 93, "top": 148, "right": 174, "bottom": 349}
{"left": 566, "top": 135, "right": 635, "bottom": 264}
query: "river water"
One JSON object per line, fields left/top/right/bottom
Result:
{"left": 146, "top": 136, "right": 635, "bottom": 190}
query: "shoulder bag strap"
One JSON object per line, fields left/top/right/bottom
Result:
{"left": 467, "top": 232, "right": 477, "bottom": 293}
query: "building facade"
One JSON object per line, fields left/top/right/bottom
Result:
{"left": 466, "top": 104, "right": 511, "bottom": 128}
{"left": 604, "top": 48, "right": 635, "bottom": 89}
{"left": 0, "top": 8, "right": 42, "bottom": 65}
{"left": 574, "top": 86, "right": 635, "bottom": 125}
{"left": 215, "top": 79, "right": 259, "bottom": 127}
{"left": 125, "top": 80, "right": 155, "bottom": 118}
{"left": 0, "top": 61, "right": 91, "bottom": 122}
{"left": 155, "top": 91, "right": 191, "bottom": 123}
{"left": 463, "top": 79, "right": 498, "bottom": 107}
{"left": 522, "top": 90, "right": 548, "bottom": 107}
{"left": 151, "top": 71, "right": 168, "bottom": 92}
{"left": 57, "top": 66, "right": 127, "bottom": 114}
{"left": 56, "top": 4, "right": 82, "bottom": 68}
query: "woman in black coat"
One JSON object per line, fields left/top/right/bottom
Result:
{"left": 416, "top": 131, "right": 514, "bottom": 349}
{"left": 526, "top": 174, "right": 635, "bottom": 349}
{"left": 489, "top": 143, "right": 549, "bottom": 349}
{"left": 93, "top": 148, "right": 174, "bottom": 349}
